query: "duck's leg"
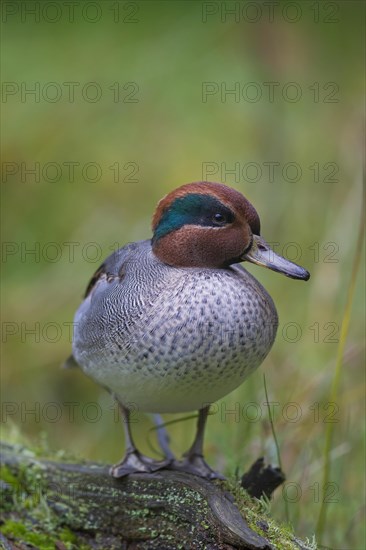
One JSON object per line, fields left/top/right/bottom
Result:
{"left": 169, "top": 405, "right": 225, "bottom": 480}
{"left": 110, "top": 398, "right": 172, "bottom": 478}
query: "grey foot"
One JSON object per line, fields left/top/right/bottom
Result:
{"left": 168, "top": 453, "right": 225, "bottom": 480}
{"left": 110, "top": 450, "right": 172, "bottom": 478}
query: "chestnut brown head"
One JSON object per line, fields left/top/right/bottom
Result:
{"left": 152, "top": 181, "right": 309, "bottom": 280}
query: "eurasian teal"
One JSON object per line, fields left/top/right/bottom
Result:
{"left": 70, "top": 182, "right": 309, "bottom": 479}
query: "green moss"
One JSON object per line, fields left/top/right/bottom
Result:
{"left": 0, "top": 449, "right": 92, "bottom": 549}
{"left": 1, "top": 520, "right": 55, "bottom": 550}
{"left": 58, "top": 527, "right": 78, "bottom": 545}
{"left": 220, "top": 478, "right": 318, "bottom": 550}
{"left": 1, "top": 518, "right": 91, "bottom": 550}
{"left": 0, "top": 464, "right": 19, "bottom": 486}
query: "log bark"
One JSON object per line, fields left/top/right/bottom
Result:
{"left": 0, "top": 442, "right": 309, "bottom": 550}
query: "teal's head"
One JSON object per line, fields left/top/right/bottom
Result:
{"left": 151, "top": 181, "right": 310, "bottom": 280}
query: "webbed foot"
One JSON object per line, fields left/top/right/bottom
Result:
{"left": 110, "top": 450, "right": 172, "bottom": 478}
{"left": 168, "top": 452, "right": 225, "bottom": 480}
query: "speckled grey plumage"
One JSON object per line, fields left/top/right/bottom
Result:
{"left": 73, "top": 240, "right": 278, "bottom": 413}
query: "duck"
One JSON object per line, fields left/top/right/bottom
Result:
{"left": 69, "top": 181, "right": 310, "bottom": 479}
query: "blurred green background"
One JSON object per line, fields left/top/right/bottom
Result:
{"left": 1, "top": 1, "right": 365, "bottom": 547}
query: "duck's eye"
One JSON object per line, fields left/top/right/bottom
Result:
{"left": 213, "top": 213, "right": 226, "bottom": 225}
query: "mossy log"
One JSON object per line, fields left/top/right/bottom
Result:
{"left": 0, "top": 442, "right": 312, "bottom": 550}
